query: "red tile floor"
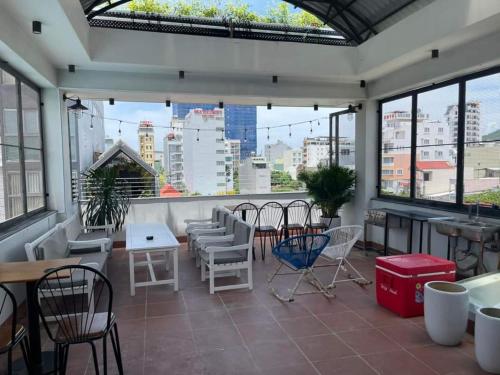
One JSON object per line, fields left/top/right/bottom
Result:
{"left": 29, "top": 244, "right": 490, "bottom": 374}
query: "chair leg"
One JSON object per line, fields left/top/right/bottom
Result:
{"left": 110, "top": 324, "right": 124, "bottom": 375}
{"left": 7, "top": 348, "right": 12, "bottom": 375}
{"left": 247, "top": 263, "right": 253, "bottom": 291}
{"left": 20, "top": 336, "right": 30, "bottom": 373}
{"left": 209, "top": 265, "right": 215, "bottom": 294}
{"left": 90, "top": 341, "right": 100, "bottom": 375}
{"left": 201, "top": 261, "right": 206, "bottom": 281}
{"left": 259, "top": 232, "right": 265, "bottom": 261}
{"left": 103, "top": 334, "right": 108, "bottom": 375}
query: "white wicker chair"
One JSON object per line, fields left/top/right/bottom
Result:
{"left": 321, "top": 225, "right": 372, "bottom": 288}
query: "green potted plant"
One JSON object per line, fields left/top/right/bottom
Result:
{"left": 298, "top": 165, "right": 356, "bottom": 228}
{"left": 82, "top": 166, "right": 131, "bottom": 230}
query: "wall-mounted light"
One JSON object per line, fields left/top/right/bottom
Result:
{"left": 179, "top": 71, "right": 185, "bottom": 79}
{"left": 109, "top": 98, "right": 115, "bottom": 105}
{"left": 67, "top": 98, "right": 88, "bottom": 119}
{"left": 68, "top": 65, "right": 76, "bottom": 73}
{"left": 219, "top": 101, "right": 224, "bottom": 109}
{"left": 431, "top": 49, "right": 439, "bottom": 59}
{"left": 314, "top": 104, "right": 319, "bottom": 111}
{"left": 272, "top": 75, "right": 278, "bottom": 84}
{"left": 360, "top": 80, "right": 366, "bottom": 88}
{"left": 165, "top": 100, "right": 171, "bottom": 107}
{"left": 32, "top": 21, "right": 42, "bottom": 34}
{"left": 267, "top": 103, "right": 272, "bottom": 110}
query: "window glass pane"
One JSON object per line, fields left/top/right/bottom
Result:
{"left": 381, "top": 96, "right": 412, "bottom": 197}
{"left": 415, "top": 85, "right": 458, "bottom": 202}
{"left": 464, "top": 73, "right": 500, "bottom": 207}
{"left": 0, "top": 144, "right": 24, "bottom": 222}
{"left": 338, "top": 113, "right": 355, "bottom": 169}
{"left": 1, "top": 69, "right": 19, "bottom": 147}
{"left": 25, "top": 149, "right": 44, "bottom": 212}
{"left": 21, "top": 83, "right": 41, "bottom": 148}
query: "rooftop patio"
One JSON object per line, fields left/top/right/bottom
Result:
{"left": 1, "top": 0, "right": 500, "bottom": 374}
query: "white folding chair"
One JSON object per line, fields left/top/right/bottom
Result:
{"left": 321, "top": 225, "right": 372, "bottom": 288}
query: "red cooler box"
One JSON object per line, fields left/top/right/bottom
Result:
{"left": 376, "top": 254, "right": 456, "bottom": 318}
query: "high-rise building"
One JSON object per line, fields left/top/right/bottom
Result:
{"left": 239, "top": 156, "right": 271, "bottom": 194}
{"left": 446, "top": 101, "right": 481, "bottom": 145}
{"left": 283, "top": 148, "right": 303, "bottom": 179}
{"left": 163, "top": 118, "right": 185, "bottom": 191}
{"left": 264, "top": 140, "right": 291, "bottom": 166}
{"left": 182, "top": 108, "right": 227, "bottom": 195}
{"left": 225, "top": 139, "right": 241, "bottom": 174}
{"left": 138, "top": 120, "right": 155, "bottom": 168}
{"left": 172, "top": 103, "right": 257, "bottom": 160}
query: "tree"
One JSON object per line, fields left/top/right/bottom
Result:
{"left": 265, "top": 2, "right": 292, "bottom": 24}
{"left": 223, "top": 1, "right": 260, "bottom": 22}
{"left": 293, "top": 10, "right": 323, "bottom": 28}
{"left": 271, "top": 170, "right": 302, "bottom": 192}
{"left": 128, "top": 0, "right": 170, "bottom": 13}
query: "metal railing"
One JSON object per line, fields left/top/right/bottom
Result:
{"left": 76, "top": 177, "right": 159, "bottom": 201}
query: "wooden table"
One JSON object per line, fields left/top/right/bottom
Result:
{"left": 126, "top": 223, "right": 179, "bottom": 296}
{"left": 0, "top": 258, "right": 81, "bottom": 375}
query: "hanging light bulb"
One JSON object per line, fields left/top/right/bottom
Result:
{"left": 347, "top": 112, "right": 354, "bottom": 121}
{"left": 317, "top": 120, "right": 320, "bottom": 127}
{"left": 244, "top": 128, "right": 248, "bottom": 143}
{"left": 90, "top": 114, "right": 94, "bottom": 129}
{"left": 289, "top": 125, "right": 292, "bottom": 138}
{"left": 67, "top": 98, "right": 88, "bottom": 119}
{"left": 309, "top": 121, "right": 313, "bottom": 134}
{"left": 196, "top": 129, "right": 200, "bottom": 142}
{"left": 220, "top": 129, "right": 225, "bottom": 142}
{"left": 118, "top": 120, "right": 122, "bottom": 136}
{"left": 267, "top": 127, "right": 270, "bottom": 140}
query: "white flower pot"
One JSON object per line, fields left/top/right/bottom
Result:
{"left": 321, "top": 216, "right": 341, "bottom": 229}
{"left": 475, "top": 307, "right": 500, "bottom": 374}
{"left": 424, "top": 281, "right": 469, "bottom": 346}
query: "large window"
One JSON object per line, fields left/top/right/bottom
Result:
{"left": 378, "top": 68, "right": 500, "bottom": 216}
{"left": 0, "top": 65, "right": 45, "bottom": 228}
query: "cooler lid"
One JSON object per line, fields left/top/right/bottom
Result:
{"left": 376, "top": 254, "right": 455, "bottom": 275}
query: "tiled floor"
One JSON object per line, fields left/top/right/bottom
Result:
{"left": 16, "top": 244, "right": 490, "bottom": 374}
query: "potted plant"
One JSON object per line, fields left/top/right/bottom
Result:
{"left": 82, "top": 166, "right": 131, "bottom": 231}
{"left": 298, "top": 165, "right": 356, "bottom": 228}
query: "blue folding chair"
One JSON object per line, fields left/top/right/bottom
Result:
{"left": 268, "top": 234, "right": 333, "bottom": 302}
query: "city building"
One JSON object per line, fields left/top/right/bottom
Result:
{"left": 239, "top": 156, "right": 271, "bottom": 194}
{"left": 163, "top": 119, "right": 185, "bottom": 192}
{"left": 446, "top": 101, "right": 481, "bottom": 145}
{"left": 380, "top": 153, "right": 411, "bottom": 195}
{"left": 172, "top": 103, "right": 256, "bottom": 160}
{"left": 264, "top": 140, "right": 291, "bottom": 166}
{"left": 225, "top": 139, "right": 241, "bottom": 175}
{"left": 138, "top": 120, "right": 155, "bottom": 168}
{"left": 154, "top": 151, "right": 164, "bottom": 172}
{"left": 104, "top": 137, "right": 114, "bottom": 151}
{"left": 282, "top": 148, "right": 303, "bottom": 179}
{"left": 182, "top": 108, "right": 226, "bottom": 195}
{"left": 302, "top": 137, "right": 330, "bottom": 168}
{"left": 416, "top": 161, "right": 455, "bottom": 199}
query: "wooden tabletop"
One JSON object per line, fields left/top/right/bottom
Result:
{"left": 0, "top": 258, "right": 81, "bottom": 284}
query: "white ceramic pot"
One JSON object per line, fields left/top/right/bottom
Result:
{"left": 424, "top": 281, "right": 469, "bottom": 346}
{"left": 321, "top": 216, "right": 341, "bottom": 229}
{"left": 475, "top": 307, "right": 500, "bottom": 374}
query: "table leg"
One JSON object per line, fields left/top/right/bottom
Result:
{"left": 242, "top": 209, "right": 247, "bottom": 222}
{"left": 26, "top": 281, "right": 43, "bottom": 375}
{"left": 284, "top": 207, "right": 289, "bottom": 239}
{"left": 129, "top": 252, "right": 135, "bottom": 296}
{"left": 173, "top": 248, "right": 179, "bottom": 291}
{"left": 419, "top": 221, "right": 424, "bottom": 254}
{"left": 427, "top": 222, "right": 432, "bottom": 255}
{"left": 384, "top": 214, "right": 389, "bottom": 256}
{"left": 407, "top": 219, "right": 413, "bottom": 254}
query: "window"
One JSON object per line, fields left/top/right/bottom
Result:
{"left": 379, "top": 67, "right": 500, "bottom": 216}
{"left": 0, "top": 66, "right": 45, "bottom": 227}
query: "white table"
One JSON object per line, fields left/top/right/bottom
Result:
{"left": 126, "top": 223, "right": 179, "bottom": 296}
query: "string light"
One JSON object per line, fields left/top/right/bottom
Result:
{"left": 288, "top": 124, "right": 292, "bottom": 138}
{"left": 220, "top": 129, "right": 224, "bottom": 142}
{"left": 90, "top": 114, "right": 94, "bottom": 129}
{"left": 244, "top": 128, "right": 247, "bottom": 143}
{"left": 267, "top": 127, "right": 270, "bottom": 140}
{"left": 196, "top": 129, "right": 200, "bottom": 142}
{"left": 118, "top": 120, "right": 122, "bottom": 136}
{"left": 317, "top": 120, "right": 320, "bottom": 127}
{"left": 309, "top": 121, "right": 313, "bottom": 134}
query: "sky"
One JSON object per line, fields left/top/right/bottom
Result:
{"left": 102, "top": 102, "right": 353, "bottom": 155}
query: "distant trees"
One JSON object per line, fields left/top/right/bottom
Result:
{"left": 271, "top": 170, "right": 303, "bottom": 192}
{"left": 127, "top": 0, "right": 325, "bottom": 27}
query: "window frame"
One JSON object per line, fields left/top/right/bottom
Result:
{"left": 0, "top": 61, "right": 47, "bottom": 232}
{"left": 377, "top": 65, "right": 500, "bottom": 218}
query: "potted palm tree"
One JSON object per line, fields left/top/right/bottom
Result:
{"left": 298, "top": 165, "right": 356, "bottom": 228}
{"left": 82, "top": 166, "right": 131, "bottom": 231}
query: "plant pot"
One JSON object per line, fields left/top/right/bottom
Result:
{"left": 424, "top": 281, "right": 469, "bottom": 346}
{"left": 475, "top": 307, "right": 500, "bottom": 374}
{"left": 321, "top": 216, "right": 341, "bottom": 229}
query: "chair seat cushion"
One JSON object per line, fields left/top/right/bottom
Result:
{"left": 255, "top": 226, "right": 277, "bottom": 233}
{"left": 282, "top": 224, "right": 304, "bottom": 230}
{"left": 56, "top": 312, "right": 115, "bottom": 342}
{"left": 71, "top": 232, "right": 112, "bottom": 254}
{"left": 200, "top": 250, "right": 247, "bottom": 265}
{"left": 307, "top": 222, "right": 328, "bottom": 229}
{"left": 70, "top": 252, "right": 107, "bottom": 272}
{"left": 0, "top": 324, "right": 26, "bottom": 350}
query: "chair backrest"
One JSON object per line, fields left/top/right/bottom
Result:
{"left": 306, "top": 202, "right": 324, "bottom": 225}
{"left": 257, "top": 201, "right": 284, "bottom": 229}
{"left": 0, "top": 284, "right": 18, "bottom": 353}
{"left": 321, "top": 225, "right": 363, "bottom": 259}
{"left": 232, "top": 202, "right": 259, "bottom": 225}
{"left": 272, "top": 234, "right": 330, "bottom": 269}
{"left": 285, "top": 200, "right": 310, "bottom": 226}
{"left": 215, "top": 206, "right": 230, "bottom": 226}
{"left": 224, "top": 213, "right": 238, "bottom": 235}
{"left": 61, "top": 213, "right": 82, "bottom": 242}
{"left": 25, "top": 223, "right": 63, "bottom": 261}
{"left": 233, "top": 220, "right": 255, "bottom": 247}
{"left": 34, "top": 264, "right": 113, "bottom": 344}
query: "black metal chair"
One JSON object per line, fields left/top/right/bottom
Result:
{"left": 280, "top": 200, "right": 310, "bottom": 240}
{"left": 255, "top": 201, "right": 283, "bottom": 260}
{"left": 305, "top": 202, "right": 331, "bottom": 233}
{"left": 0, "top": 284, "right": 30, "bottom": 375}
{"left": 34, "top": 265, "right": 123, "bottom": 375}
{"left": 232, "top": 202, "right": 259, "bottom": 260}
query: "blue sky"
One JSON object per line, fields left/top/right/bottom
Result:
{"left": 103, "top": 103, "right": 350, "bottom": 154}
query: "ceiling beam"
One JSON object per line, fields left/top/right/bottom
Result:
{"left": 328, "top": 1, "right": 363, "bottom": 44}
